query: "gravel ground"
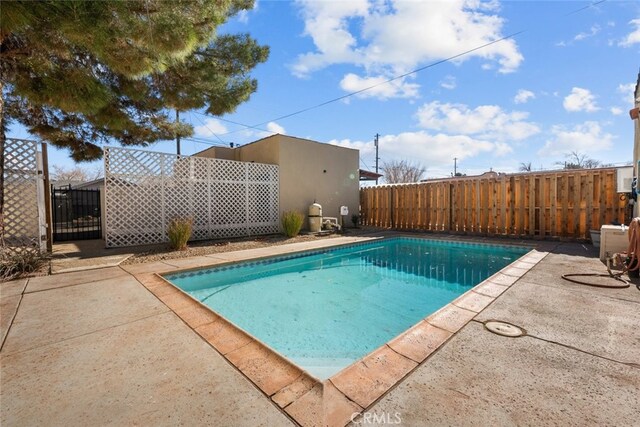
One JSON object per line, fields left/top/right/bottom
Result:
{"left": 122, "top": 230, "right": 372, "bottom": 265}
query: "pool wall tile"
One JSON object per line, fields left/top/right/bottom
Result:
{"left": 500, "top": 265, "right": 531, "bottom": 277}
{"left": 136, "top": 274, "right": 181, "bottom": 298}
{"left": 521, "top": 250, "right": 547, "bottom": 263}
{"left": 487, "top": 272, "right": 519, "bottom": 287}
{"left": 194, "top": 317, "right": 253, "bottom": 355}
{"left": 285, "top": 381, "right": 363, "bottom": 427}
{"left": 174, "top": 304, "right": 219, "bottom": 329}
{"left": 330, "top": 346, "right": 417, "bottom": 408}
{"left": 473, "top": 282, "right": 510, "bottom": 298}
{"left": 426, "top": 305, "right": 477, "bottom": 333}
{"left": 157, "top": 290, "right": 196, "bottom": 313}
{"left": 510, "top": 259, "right": 538, "bottom": 269}
{"left": 271, "top": 373, "right": 317, "bottom": 408}
{"left": 121, "top": 261, "right": 177, "bottom": 275}
{"left": 224, "top": 340, "right": 302, "bottom": 396}
{"left": 161, "top": 255, "right": 225, "bottom": 270}
{"left": 452, "top": 291, "right": 495, "bottom": 313}
{"left": 387, "top": 321, "right": 452, "bottom": 364}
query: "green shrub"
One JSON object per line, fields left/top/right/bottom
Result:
{"left": 1, "top": 249, "right": 48, "bottom": 280}
{"left": 167, "top": 217, "right": 193, "bottom": 250}
{"left": 281, "top": 211, "right": 304, "bottom": 237}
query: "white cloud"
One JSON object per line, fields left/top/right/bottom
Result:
{"left": 266, "top": 121, "right": 286, "bottom": 134}
{"left": 619, "top": 18, "right": 640, "bottom": 47}
{"left": 291, "top": 0, "right": 368, "bottom": 78}
{"left": 415, "top": 101, "right": 540, "bottom": 141}
{"left": 563, "top": 87, "right": 599, "bottom": 112}
{"left": 236, "top": 0, "right": 259, "bottom": 24}
{"left": 556, "top": 24, "right": 601, "bottom": 46}
{"left": 194, "top": 118, "right": 228, "bottom": 137}
{"left": 329, "top": 131, "right": 506, "bottom": 171}
{"left": 574, "top": 24, "right": 600, "bottom": 41}
{"left": 339, "top": 74, "right": 419, "bottom": 99}
{"left": 231, "top": 121, "right": 286, "bottom": 142}
{"left": 538, "top": 121, "right": 614, "bottom": 157}
{"left": 440, "top": 75, "right": 457, "bottom": 90}
{"left": 292, "top": 0, "right": 523, "bottom": 98}
{"left": 514, "top": 89, "right": 535, "bottom": 104}
{"left": 610, "top": 107, "right": 623, "bottom": 115}
{"left": 617, "top": 82, "right": 637, "bottom": 106}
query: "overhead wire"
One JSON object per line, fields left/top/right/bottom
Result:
{"left": 190, "top": 111, "right": 228, "bottom": 145}
{"left": 191, "top": 111, "right": 271, "bottom": 134}
{"left": 191, "top": 0, "right": 607, "bottom": 138}
{"left": 252, "top": 0, "right": 606, "bottom": 128}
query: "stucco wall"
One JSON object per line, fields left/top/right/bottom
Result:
{"left": 195, "top": 146, "right": 237, "bottom": 161}
{"left": 275, "top": 135, "right": 360, "bottom": 228}
{"left": 194, "top": 134, "right": 360, "bottom": 230}
{"left": 238, "top": 137, "right": 280, "bottom": 165}
{"left": 633, "top": 76, "right": 639, "bottom": 217}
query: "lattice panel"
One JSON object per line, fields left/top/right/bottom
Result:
{"left": 104, "top": 147, "right": 279, "bottom": 247}
{"left": 3, "top": 139, "right": 41, "bottom": 250}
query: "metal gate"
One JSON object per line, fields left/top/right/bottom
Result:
{"left": 52, "top": 185, "right": 102, "bottom": 241}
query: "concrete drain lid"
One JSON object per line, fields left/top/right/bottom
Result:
{"left": 484, "top": 321, "right": 525, "bottom": 337}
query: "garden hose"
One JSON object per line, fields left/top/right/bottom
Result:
{"left": 560, "top": 273, "right": 630, "bottom": 289}
{"left": 561, "top": 218, "right": 640, "bottom": 289}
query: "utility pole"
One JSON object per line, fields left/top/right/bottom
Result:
{"left": 453, "top": 157, "right": 457, "bottom": 176}
{"left": 175, "top": 110, "right": 181, "bottom": 156}
{"left": 375, "top": 133, "right": 380, "bottom": 184}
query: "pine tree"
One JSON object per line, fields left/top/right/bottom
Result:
{"left": 0, "top": 0, "right": 268, "bottom": 245}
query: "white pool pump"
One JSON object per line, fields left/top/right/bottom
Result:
{"left": 308, "top": 202, "right": 322, "bottom": 233}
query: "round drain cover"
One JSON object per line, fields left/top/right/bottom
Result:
{"left": 484, "top": 321, "right": 524, "bottom": 337}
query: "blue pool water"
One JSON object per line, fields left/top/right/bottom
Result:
{"left": 164, "top": 238, "right": 528, "bottom": 379}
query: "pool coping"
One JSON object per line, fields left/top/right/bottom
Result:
{"left": 130, "top": 236, "right": 546, "bottom": 427}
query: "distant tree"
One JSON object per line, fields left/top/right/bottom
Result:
{"left": 50, "top": 165, "right": 101, "bottom": 182}
{"left": 556, "top": 151, "right": 602, "bottom": 169}
{"left": 0, "top": 0, "right": 268, "bottom": 245}
{"left": 381, "top": 160, "right": 426, "bottom": 183}
{"left": 519, "top": 162, "right": 532, "bottom": 172}
{"left": 454, "top": 172, "right": 466, "bottom": 177}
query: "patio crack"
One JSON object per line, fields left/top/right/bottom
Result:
{"left": 0, "top": 293, "right": 24, "bottom": 353}
{"left": 471, "top": 319, "right": 640, "bottom": 370}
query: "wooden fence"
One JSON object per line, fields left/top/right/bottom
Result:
{"left": 360, "top": 168, "right": 629, "bottom": 240}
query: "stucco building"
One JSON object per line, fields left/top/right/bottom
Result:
{"left": 632, "top": 71, "right": 640, "bottom": 216}
{"left": 195, "top": 134, "right": 360, "bottom": 228}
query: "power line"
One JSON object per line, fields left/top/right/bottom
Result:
{"left": 175, "top": 0, "right": 605, "bottom": 145}
{"left": 191, "top": 111, "right": 271, "bottom": 135}
{"left": 190, "top": 111, "right": 227, "bottom": 144}
{"left": 360, "top": 158, "right": 373, "bottom": 170}
{"left": 211, "top": 0, "right": 606, "bottom": 134}
{"left": 184, "top": 136, "right": 229, "bottom": 146}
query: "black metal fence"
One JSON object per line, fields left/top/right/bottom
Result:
{"left": 52, "top": 185, "right": 102, "bottom": 241}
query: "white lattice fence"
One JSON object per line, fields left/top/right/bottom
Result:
{"left": 3, "top": 138, "right": 45, "bottom": 252}
{"left": 104, "top": 147, "right": 279, "bottom": 248}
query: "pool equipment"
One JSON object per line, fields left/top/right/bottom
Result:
{"left": 309, "top": 202, "right": 322, "bottom": 232}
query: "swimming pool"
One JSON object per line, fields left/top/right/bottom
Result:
{"left": 164, "top": 237, "right": 528, "bottom": 379}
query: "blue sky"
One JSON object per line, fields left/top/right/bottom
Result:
{"left": 8, "top": 0, "right": 640, "bottom": 180}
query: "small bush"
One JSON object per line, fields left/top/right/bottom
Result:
{"left": 351, "top": 214, "right": 360, "bottom": 228}
{"left": 281, "top": 211, "right": 304, "bottom": 237}
{"left": 168, "top": 217, "right": 193, "bottom": 250}
{"left": 1, "top": 249, "right": 48, "bottom": 280}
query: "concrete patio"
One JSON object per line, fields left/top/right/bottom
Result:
{"left": 1, "top": 237, "right": 638, "bottom": 426}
